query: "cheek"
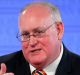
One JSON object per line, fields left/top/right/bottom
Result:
{"left": 40, "top": 36, "right": 56, "bottom": 49}
{"left": 40, "top": 36, "right": 58, "bottom": 55}
{"left": 21, "top": 42, "right": 29, "bottom": 57}
{"left": 39, "top": 38, "right": 52, "bottom": 55}
{"left": 21, "top": 42, "right": 29, "bottom": 49}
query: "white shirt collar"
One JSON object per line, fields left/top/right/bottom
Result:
{"left": 30, "top": 44, "right": 63, "bottom": 75}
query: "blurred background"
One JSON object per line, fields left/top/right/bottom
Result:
{"left": 0, "top": 0, "right": 80, "bottom": 56}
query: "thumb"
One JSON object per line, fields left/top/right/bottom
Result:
{"left": 0, "top": 63, "right": 7, "bottom": 75}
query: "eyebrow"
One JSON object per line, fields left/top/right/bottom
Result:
{"left": 33, "top": 27, "right": 45, "bottom": 32}
{"left": 20, "top": 27, "right": 44, "bottom": 34}
{"left": 21, "top": 31, "right": 29, "bottom": 35}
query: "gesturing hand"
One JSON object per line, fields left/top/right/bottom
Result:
{"left": 0, "top": 63, "right": 14, "bottom": 75}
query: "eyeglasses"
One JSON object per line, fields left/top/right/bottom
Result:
{"left": 16, "top": 23, "right": 55, "bottom": 42}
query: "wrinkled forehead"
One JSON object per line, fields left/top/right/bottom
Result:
{"left": 19, "top": 3, "right": 54, "bottom": 32}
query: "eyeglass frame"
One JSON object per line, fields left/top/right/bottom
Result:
{"left": 16, "top": 22, "right": 57, "bottom": 42}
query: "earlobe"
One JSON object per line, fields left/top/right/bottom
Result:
{"left": 56, "top": 22, "right": 64, "bottom": 40}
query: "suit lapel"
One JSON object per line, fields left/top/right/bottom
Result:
{"left": 55, "top": 46, "right": 72, "bottom": 75}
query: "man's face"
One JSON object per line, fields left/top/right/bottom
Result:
{"left": 19, "top": 4, "right": 64, "bottom": 69}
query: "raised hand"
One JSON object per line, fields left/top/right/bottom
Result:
{"left": 0, "top": 63, "right": 14, "bottom": 75}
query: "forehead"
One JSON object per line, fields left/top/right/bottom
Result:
{"left": 19, "top": 3, "right": 54, "bottom": 32}
{"left": 22, "top": 3, "right": 52, "bottom": 17}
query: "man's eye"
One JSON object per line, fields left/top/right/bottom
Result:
{"left": 37, "top": 30, "right": 45, "bottom": 33}
{"left": 22, "top": 34, "right": 30, "bottom": 37}
{"left": 22, "top": 32, "right": 29, "bottom": 35}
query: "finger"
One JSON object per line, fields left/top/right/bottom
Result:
{"left": 0, "top": 63, "right": 7, "bottom": 75}
{"left": 3, "top": 73, "right": 14, "bottom": 75}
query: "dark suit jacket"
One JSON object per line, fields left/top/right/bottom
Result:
{"left": 0, "top": 46, "right": 80, "bottom": 75}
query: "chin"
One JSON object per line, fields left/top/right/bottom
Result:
{"left": 32, "top": 62, "right": 45, "bottom": 69}
{"left": 30, "top": 59, "right": 44, "bottom": 64}
{"left": 29, "top": 58, "right": 47, "bottom": 69}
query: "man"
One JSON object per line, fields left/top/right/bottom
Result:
{"left": 0, "top": 2, "right": 80, "bottom": 75}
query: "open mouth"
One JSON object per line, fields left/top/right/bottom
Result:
{"left": 31, "top": 49, "right": 41, "bottom": 53}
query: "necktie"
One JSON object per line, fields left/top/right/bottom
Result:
{"left": 32, "top": 69, "right": 47, "bottom": 75}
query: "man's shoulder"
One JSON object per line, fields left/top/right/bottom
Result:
{"left": 67, "top": 50, "right": 80, "bottom": 62}
{"left": 63, "top": 45, "right": 80, "bottom": 63}
{"left": 57, "top": 48, "right": 80, "bottom": 74}
{"left": 69, "top": 51, "right": 80, "bottom": 65}
{"left": 68, "top": 51, "right": 80, "bottom": 73}
{"left": 0, "top": 50, "right": 22, "bottom": 63}
{"left": 63, "top": 47, "right": 80, "bottom": 65}
{"left": 63, "top": 49, "right": 80, "bottom": 70}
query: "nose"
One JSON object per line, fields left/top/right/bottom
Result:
{"left": 29, "top": 35, "right": 38, "bottom": 47}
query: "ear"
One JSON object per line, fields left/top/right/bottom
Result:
{"left": 55, "top": 22, "right": 64, "bottom": 40}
